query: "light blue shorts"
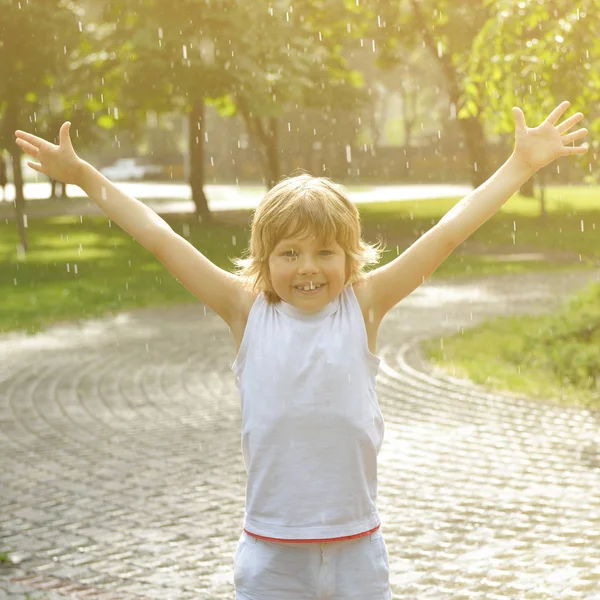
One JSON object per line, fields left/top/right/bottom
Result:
{"left": 233, "top": 529, "right": 391, "bottom": 600}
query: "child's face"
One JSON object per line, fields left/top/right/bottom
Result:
{"left": 268, "top": 232, "right": 347, "bottom": 312}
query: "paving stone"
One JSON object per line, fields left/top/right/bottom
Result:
{"left": 1, "top": 269, "right": 599, "bottom": 599}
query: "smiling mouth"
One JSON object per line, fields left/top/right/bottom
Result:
{"left": 294, "top": 284, "right": 324, "bottom": 292}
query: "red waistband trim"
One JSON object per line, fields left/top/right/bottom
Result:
{"left": 243, "top": 523, "right": 380, "bottom": 544}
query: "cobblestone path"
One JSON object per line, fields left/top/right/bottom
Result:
{"left": 1, "top": 269, "right": 599, "bottom": 600}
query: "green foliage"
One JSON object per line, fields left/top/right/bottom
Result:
{"left": 467, "top": 0, "right": 600, "bottom": 151}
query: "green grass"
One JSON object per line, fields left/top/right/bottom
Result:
{"left": 1, "top": 215, "right": 247, "bottom": 334}
{"left": 1, "top": 185, "right": 599, "bottom": 408}
{"left": 422, "top": 281, "right": 600, "bottom": 409}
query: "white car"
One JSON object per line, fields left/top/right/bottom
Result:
{"left": 100, "top": 158, "right": 163, "bottom": 181}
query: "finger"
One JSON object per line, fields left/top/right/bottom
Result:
{"left": 562, "top": 144, "right": 589, "bottom": 155}
{"left": 545, "top": 100, "right": 570, "bottom": 125}
{"left": 26, "top": 161, "right": 44, "bottom": 173}
{"left": 59, "top": 121, "right": 74, "bottom": 150}
{"left": 561, "top": 128, "right": 588, "bottom": 144}
{"left": 14, "top": 130, "right": 45, "bottom": 148}
{"left": 557, "top": 112, "right": 584, "bottom": 134}
{"left": 15, "top": 138, "right": 40, "bottom": 157}
{"left": 512, "top": 107, "right": 527, "bottom": 132}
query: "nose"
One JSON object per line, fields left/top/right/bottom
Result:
{"left": 297, "top": 254, "right": 319, "bottom": 274}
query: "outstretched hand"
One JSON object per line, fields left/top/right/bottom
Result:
{"left": 14, "top": 122, "right": 84, "bottom": 186}
{"left": 512, "top": 101, "right": 589, "bottom": 173}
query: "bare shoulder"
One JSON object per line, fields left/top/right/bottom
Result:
{"left": 352, "top": 276, "right": 382, "bottom": 354}
{"left": 352, "top": 275, "right": 378, "bottom": 322}
{"left": 229, "top": 287, "right": 260, "bottom": 352}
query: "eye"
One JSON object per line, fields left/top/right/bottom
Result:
{"left": 319, "top": 250, "right": 333, "bottom": 255}
{"left": 282, "top": 250, "right": 298, "bottom": 258}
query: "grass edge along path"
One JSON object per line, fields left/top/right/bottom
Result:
{"left": 1, "top": 187, "right": 599, "bottom": 409}
{"left": 421, "top": 279, "right": 600, "bottom": 411}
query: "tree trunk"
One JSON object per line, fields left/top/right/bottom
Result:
{"left": 519, "top": 176, "right": 535, "bottom": 199}
{"left": 188, "top": 99, "right": 211, "bottom": 222}
{"left": 235, "top": 96, "right": 282, "bottom": 189}
{"left": 459, "top": 116, "right": 491, "bottom": 188}
{"left": 5, "top": 104, "right": 28, "bottom": 251}
{"left": 408, "top": 0, "right": 492, "bottom": 188}
{"left": 538, "top": 168, "right": 547, "bottom": 219}
{"left": 263, "top": 117, "right": 281, "bottom": 189}
{"left": 8, "top": 144, "right": 28, "bottom": 251}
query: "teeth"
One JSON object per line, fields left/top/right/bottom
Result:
{"left": 297, "top": 285, "right": 321, "bottom": 291}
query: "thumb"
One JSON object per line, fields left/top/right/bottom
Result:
{"left": 512, "top": 107, "right": 527, "bottom": 134}
{"left": 59, "top": 121, "right": 74, "bottom": 150}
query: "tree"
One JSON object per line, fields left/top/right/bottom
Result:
{"left": 371, "top": 0, "right": 499, "bottom": 188}
{"left": 226, "top": 0, "right": 369, "bottom": 188}
{"left": 0, "top": 0, "right": 84, "bottom": 251}
{"left": 465, "top": 0, "right": 599, "bottom": 213}
{"left": 101, "top": 0, "right": 241, "bottom": 221}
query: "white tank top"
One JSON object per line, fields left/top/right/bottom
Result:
{"left": 231, "top": 283, "right": 385, "bottom": 541}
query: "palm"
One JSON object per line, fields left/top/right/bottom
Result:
{"left": 14, "top": 122, "right": 82, "bottom": 185}
{"left": 512, "top": 102, "right": 588, "bottom": 173}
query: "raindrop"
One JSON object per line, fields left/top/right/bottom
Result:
{"left": 232, "top": 236, "right": 237, "bottom": 246}
{"left": 346, "top": 145, "right": 352, "bottom": 163}
{"left": 78, "top": 21, "right": 83, "bottom": 32}
{"left": 182, "top": 45, "right": 188, "bottom": 59}
{"left": 581, "top": 220, "right": 584, "bottom": 232}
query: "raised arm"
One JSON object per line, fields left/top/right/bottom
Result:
{"left": 361, "top": 101, "right": 589, "bottom": 321}
{"left": 14, "top": 122, "right": 252, "bottom": 326}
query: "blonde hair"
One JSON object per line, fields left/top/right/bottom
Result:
{"left": 232, "top": 173, "right": 384, "bottom": 303}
